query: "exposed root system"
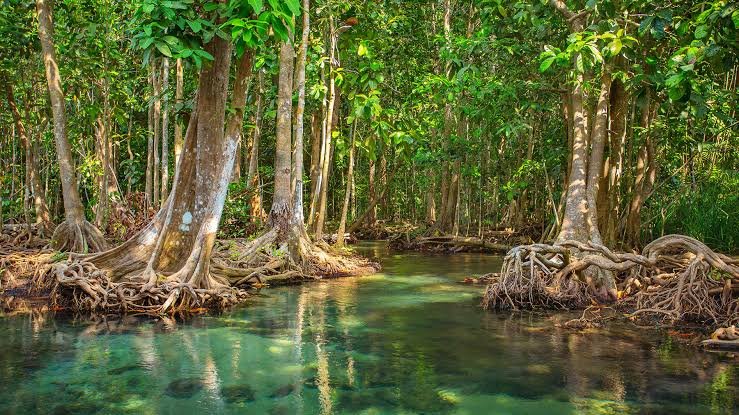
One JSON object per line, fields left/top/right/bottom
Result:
{"left": 38, "top": 230, "right": 378, "bottom": 314}
{"left": 50, "top": 219, "right": 108, "bottom": 253}
{"left": 0, "top": 245, "right": 58, "bottom": 291}
{"left": 483, "top": 235, "right": 739, "bottom": 327}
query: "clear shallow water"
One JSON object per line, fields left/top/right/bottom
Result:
{"left": 0, "top": 242, "right": 736, "bottom": 415}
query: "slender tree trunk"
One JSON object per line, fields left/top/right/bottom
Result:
{"left": 146, "top": 66, "right": 154, "bottom": 205}
{"left": 152, "top": 58, "right": 161, "bottom": 207}
{"left": 626, "top": 90, "right": 655, "bottom": 247}
{"left": 161, "top": 57, "right": 170, "bottom": 202}
{"left": 314, "top": 15, "right": 338, "bottom": 240}
{"left": 309, "top": 111, "right": 321, "bottom": 217}
{"left": 36, "top": 0, "right": 106, "bottom": 252}
{"left": 3, "top": 78, "right": 52, "bottom": 233}
{"left": 292, "top": 0, "right": 310, "bottom": 227}
{"left": 335, "top": 120, "right": 356, "bottom": 247}
{"left": 174, "top": 58, "right": 184, "bottom": 173}
{"left": 248, "top": 71, "right": 265, "bottom": 223}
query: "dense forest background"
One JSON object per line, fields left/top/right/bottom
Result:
{"left": 0, "top": 0, "right": 736, "bottom": 252}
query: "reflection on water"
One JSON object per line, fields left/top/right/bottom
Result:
{"left": 0, "top": 241, "right": 736, "bottom": 414}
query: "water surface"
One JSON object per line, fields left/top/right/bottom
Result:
{"left": 0, "top": 241, "right": 736, "bottom": 414}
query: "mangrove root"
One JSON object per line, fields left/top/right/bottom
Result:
{"left": 483, "top": 235, "right": 739, "bottom": 327}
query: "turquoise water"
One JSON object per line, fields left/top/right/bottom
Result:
{"left": 0, "top": 242, "right": 736, "bottom": 414}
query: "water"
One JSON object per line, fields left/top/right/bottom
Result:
{"left": 0, "top": 241, "right": 736, "bottom": 414}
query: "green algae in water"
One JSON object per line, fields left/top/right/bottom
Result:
{"left": 0, "top": 241, "right": 736, "bottom": 414}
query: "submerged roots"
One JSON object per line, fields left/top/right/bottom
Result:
{"left": 483, "top": 235, "right": 739, "bottom": 327}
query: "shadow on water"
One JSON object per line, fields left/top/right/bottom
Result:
{"left": 0, "top": 241, "right": 736, "bottom": 414}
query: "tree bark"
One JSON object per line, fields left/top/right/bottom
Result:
{"left": 248, "top": 70, "right": 265, "bottom": 223}
{"left": 174, "top": 58, "right": 184, "bottom": 174}
{"left": 36, "top": 0, "right": 106, "bottom": 252}
{"left": 292, "top": 0, "right": 310, "bottom": 226}
{"left": 152, "top": 58, "right": 161, "bottom": 207}
{"left": 272, "top": 40, "right": 295, "bottom": 241}
{"left": 335, "top": 120, "right": 356, "bottom": 247}
{"left": 314, "top": 15, "right": 338, "bottom": 240}
{"left": 585, "top": 71, "right": 612, "bottom": 244}
{"left": 3, "top": 78, "right": 52, "bottom": 233}
{"left": 161, "top": 57, "right": 170, "bottom": 202}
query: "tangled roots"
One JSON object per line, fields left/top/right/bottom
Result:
{"left": 42, "top": 230, "right": 379, "bottom": 314}
{"left": 48, "top": 259, "right": 246, "bottom": 313}
{"left": 482, "top": 243, "right": 592, "bottom": 310}
{"left": 483, "top": 235, "right": 739, "bottom": 327}
{"left": 51, "top": 219, "right": 108, "bottom": 253}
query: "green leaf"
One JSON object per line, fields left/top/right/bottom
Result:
{"left": 575, "top": 54, "right": 584, "bottom": 73}
{"left": 358, "top": 43, "right": 368, "bottom": 56}
{"left": 285, "top": 0, "right": 300, "bottom": 17}
{"left": 187, "top": 19, "right": 202, "bottom": 32}
{"left": 638, "top": 16, "right": 654, "bottom": 36}
{"left": 248, "top": 0, "right": 263, "bottom": 14}
{"left": 155, "top": 42, "right": 173, "bottom": 57}
{"left": 694, "top": 24, "right": 708, "bottom": 39}
{"left": 608, "top": 39, "right": 622, "bottom": 56}
{"left": 162, "top": 35, "right": 179, "bottom": 46}
{"left": 539, "top": 56, "right": 555, "bottom": 72}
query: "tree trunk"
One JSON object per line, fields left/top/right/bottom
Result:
{"left": 85, "top": 30, "right": 235, "bottom": 308}
{"left": 272, "top": 40, "right": 295, "bottom": 241}
{"left": 36, "top": 0, "right": 106, "bottom": 252}
{"left": 556, "top": 71, "right": 589, "bottom": 243}
{"left": 174, "top": 58, "right": 184, "bottom": 173}
{"left": 625, "top": 90, "right": 655, "bottom": 247}
{"left": 3, "top": 78, "right": 52, "bottom": 234}
{"left": 248, "top": 70, "right": 265, "bottom": 223}
{"left": 585, "top": 71, "right": 611, "bottom": 244}
{"left": 314, "top": 16, "right": 338, "bottom": 241}
{"left": 152, "top": 58, "right": 161, "bottom": 207}
{"left": 308, "top": 111, "right": 321, "bottom": 218}
{"left": 603, "top": 76, "right": 628, "bottom": 245}
{"left": 161, "top": 57, "right": 170, "bottom": 202}
{"left": 335, "top": 120, "right": 356, "bottom": 247}
{"left": 292, "top": 0, "right": 310, "bottom": 226}
{"left": 146, "top": 66, "right": 154, "bottom": 205}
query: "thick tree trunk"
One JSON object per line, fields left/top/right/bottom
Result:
{"left": 83, "top": 30, "right": 236, "bottom": 309}
{"left": 3, "top": 79, "right": 52, "bottom": 234}
{"left": 603, "top": 76, "right": 628, "bottom": 245}
{"left": 36, "top": 0, "right": 106, "bottom": 252}
{"left": 271, "top": 40, "right": 295, "bottom": 241}
{"left": 556, "top": 72, "right": 589, "bottom": 243}
{"left": 585, "top": 71, "right": 611, "bottom": 244}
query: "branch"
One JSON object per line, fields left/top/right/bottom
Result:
{"left": 548, "top": 0, "right": 575, "bottom": 20}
